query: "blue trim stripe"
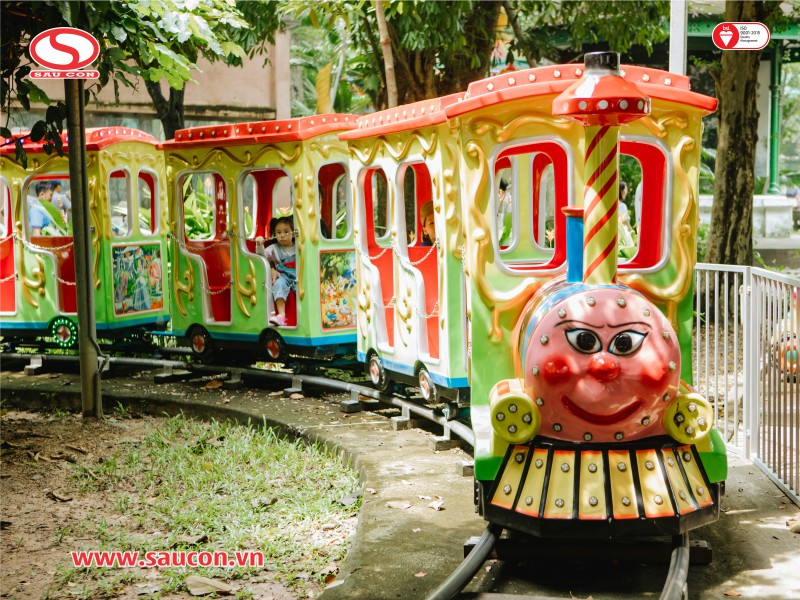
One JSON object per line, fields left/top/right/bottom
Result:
{"left": 0, "top": 321, "right": 49, "bottom": 330}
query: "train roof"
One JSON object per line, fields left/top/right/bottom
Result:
{"left": 445, "top": 63, "right": 717, "bottom": 118}
{"left": 162, "top": 114, "right": 358, "bottom": 150}
{"left": 0, "top": 127, "right": 159, "bottom": 155}
{"left": 339, "top": 92, "right": 465, "bottom": 141}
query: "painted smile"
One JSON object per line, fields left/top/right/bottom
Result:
{"left": 561, "top": 395, "right": 643, "bottom": 425}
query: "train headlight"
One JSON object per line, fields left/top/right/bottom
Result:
{"left": 489, "top": 379, "right": 540, "bottom": 444}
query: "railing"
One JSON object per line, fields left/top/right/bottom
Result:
{"left": 694, "top": 264, "right": 799, "bottom": 506}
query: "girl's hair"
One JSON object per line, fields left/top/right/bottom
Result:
{"left": 269, "top": 215, "right": 294, "bottom": 238}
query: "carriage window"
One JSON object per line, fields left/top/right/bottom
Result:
{"left": 0, "top": 179, "right": 9, "bottom": 237}
{"left": 370, "top": 170, "right": 390, "bottom": 243}
{"left": 618, "top": 154, "right": 643, "bottom": 262}
{"left": 138, "top": 172, "right": 157, "bottom": 235}
{"left": 494, "top": 141, "right": 569, "bottom": 271}
{"left": 319, "top": 163, "right": 349, "bottom": 240}
{"left": 109, "top": 171, "right": 131, "bottom": 238}
{"left": 400, "top": 163, "right": 433, "bottom": 246}
{"left": 25, "top": 178, "right": 71, "bottom": 237}
{"left": 182, "top": 172, "right": 225, "bottom": 241}
{"left": 241, "top": 174, "right": 257, "bottom": 238}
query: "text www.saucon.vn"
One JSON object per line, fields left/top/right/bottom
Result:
{"left": 71, "top": 550, "right": 264, "bottom": 568}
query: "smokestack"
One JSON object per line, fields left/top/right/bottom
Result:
{"left": 553, "top": 52, "right": 650, "bottom": 285}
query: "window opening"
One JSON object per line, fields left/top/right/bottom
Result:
{"left": 182, "top": 172, "right": 226, "bottom": 241}
{"left": 138, "top": 172, "right": 157, "bottom": 235}
{"left": 318, "top": 163, "right": 349, "bottom": 240}
{"left": 25, "top": 178, "right": 72, "bottom": 237}
{"left": 108, "top": 171, "right": 131, "bottom": 238}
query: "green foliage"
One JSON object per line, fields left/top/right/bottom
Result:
{"left": 182, "top": 178, "right": 215, "bottom": 240}
{"left": 697, "top": 222, "right": 709, "bottom": 263}
{"left": 38, "top": 198, "right": 72, "bottom": 236}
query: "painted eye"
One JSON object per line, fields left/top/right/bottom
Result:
{"left": 566, "top": 329, "right": 602, "bottom": 354}
{"left": 608, "top": 331, "right": 646, "bottom": 356}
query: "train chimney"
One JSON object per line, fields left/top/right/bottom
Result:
{"left": 553, "top": 52, "right": 650, "bottom": 285}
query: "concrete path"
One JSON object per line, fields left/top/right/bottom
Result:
{"left": 1, "top": 365, "right": 798, "bottom": 599}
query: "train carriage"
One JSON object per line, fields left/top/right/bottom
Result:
{"left": 449, "top": 53, "right": 727, "bottom": 537}
{"left": 341, "top": 94, "right": 471, "bottom": 407}
{"left": 162, "top": 115, "right": 359, "bottom": 364}
{"left": 0, "top": 128, "right": 170, "bottom": 348}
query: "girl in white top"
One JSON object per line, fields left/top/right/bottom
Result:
{"left": 256, "top": 215, "right": 296, "bottom": 326}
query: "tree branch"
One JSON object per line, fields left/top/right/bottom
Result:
{"left": 501, "top": 1, "right": 536, "bottom": 67}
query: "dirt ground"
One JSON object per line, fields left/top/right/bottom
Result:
{"left": 0, "top": 409, "right": 342, "bottom": 600}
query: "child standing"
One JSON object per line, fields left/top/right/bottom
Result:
{"left": 256, "top": 215, "right": 296, "bottom": 326}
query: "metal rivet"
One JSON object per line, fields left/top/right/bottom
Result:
{"left": 589, "top": 496, "right": 598, "bottom": 506}
{"left": 579, "top": 101, "right": 588, "bottom": 110}
{"left": 664, "top": 77, "right": 672, "bottom": 85}
{"left": 587, "top": 297, "right": 596, "bottom": 306}
{"left": 696, "top": 486, "right": 705, "bottom": 495}
{"left": 685, "top": 426, "right": 695, "bottom": 436}
{"left": 598, "top": 100, "right": 609, "bottom": 110}
{"left": 675, "top": 413, "right": 685, "bottom": 424}
{"left": 540, "top": 334, "right": 549, "bottom": 345}
{"left": 575, "top": 68, "right": 583, "bottom": 76}
{"left": 654, "top": 495, "right": 663, "bottom": 505}
{"left": 487, "top": 83, "right": 495, "bottom": 91}
{"left": 620, "top": 99, "right": 629, "bottom": 109}
{"left": 663, "top": 330, "right": 670, "bottom": 339}
{"left": 622, "top": 496, "right": 631, "bottom": 506}
{"left": 558, "top": 309, "right": 567, "bottom": 318}
{"left": 641, "top": 416, "right": 650, "bottom": 426}
{"left": 617, "top": 298, "right": 626, "bottom": 307}
{"left": 503, "top": 484, "right": 511, "bottom": 495}
{"left": 683, "top": 452, "right": 692, "bottom": 462}
{"left": 588, "top": 463, "right": 598, "bottom": 473}
{"left": 553, "top": 423, "right": 562, "bottom": 432}
{"left": 535, "top": 459, "right": 543, "bottom": 468}
{"left": 643, "top": 74, "right": 650, "bottom": 82}
{"left": 667, "top": 457, "right": 675, "bottom": 466}
{"left": 522, "top": 413, "right": 532, "bottom": 424}
{"left": 528, "top": 74, "right": 536, "bottom": 82}
{"left": 643, "top": 309, "right": 651, "bottom": 317}
{"left": 645, "top": 461, "right": 655, "bottom": 470}
{"left": 532, "top": 366, "right": 540, "bottom": 376}
{"left": 679, "top": 490, "right": 687, "bottom": 500}
{"left": 618, "top": 462, "right": 627, "bottom": 472}
{"left": 515, "top": 452, "right": 525, "bottom": 463}
{"left": 508, "top": 424, "right": 517, "bottom": 434}
{"left": 669, "top": 361, "right": 676, "bottom": 371}
{"left": 555, "top": 498, "right": 564, "bottom": 507}
{"left": 584, "top": 432, "right": 593, "bottom": 441}
{"left": 663, "top": 393, "right": 670, "bottom": 402}
{"left": 687, "top": 403, "right": 697, "bottom": 413}
{"left": 496, "top": 412, "right": 505, "bottom": 421}
{"left": 553, "top": 69, "right": 561, "bottom": 78}
{"left": 508, "top": 77, "right": 516, "bottom": 85}
{"left": 525, "top": 496, "right": 533, "bottom": 506}
{"left": 561, "top": 463, "right": 570, "bottom": 473}
{"left": 536, "top": 398, "right": 544, "bottom": 407}
{"left": 615, "top": 432, "right": 624, "bottom": 440}
{"left": 508, "top": 404, "right": 517, "bottom": 413}
{"left": 698, "top": 417, "right": 707, "bottom": 428}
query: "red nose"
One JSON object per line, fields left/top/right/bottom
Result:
{"left": 588, "top": 353, "right": 620, "bottom": 381}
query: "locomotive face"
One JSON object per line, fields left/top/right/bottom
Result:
{"left": 525, "top": 287, "right": 680, "bottom": 443}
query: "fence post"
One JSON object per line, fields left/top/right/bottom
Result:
{"left": 743, "top": 267, "right": 759, "bottom": 459}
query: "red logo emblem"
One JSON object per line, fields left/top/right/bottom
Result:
{"left": 29, "top": 27, "right": 100, "bottom": 70}
{"left": 712, "top": 22, "right": 770, "bottom": 51}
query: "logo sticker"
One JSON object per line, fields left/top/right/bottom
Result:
{"left": 29, "top": 27, "right": 100, "bottom": 79}
{"left": 712, "top": 22, "right": 770, "bottom": 51}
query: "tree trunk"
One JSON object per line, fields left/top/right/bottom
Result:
{"left": 145, "top": 80, "right": 185, "bottom": 140}
{"left": 374, "top": 0, "right": 398, "bottom": 108}
{"left": 706, "top": 0, "right": 781, "bottom": 266}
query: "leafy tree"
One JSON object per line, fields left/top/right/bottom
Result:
{"left": 1, "top": 0, "right": 281, "bottom": 155}
{"left": 705, "top": 0, "right": 787, "bottom": 266}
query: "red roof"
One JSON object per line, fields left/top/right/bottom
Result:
{"left": 1, "top": 127, "right": 159, "bottom": 155}
{"left": 445, "top": 63, "right": 717, "bottom": 118}
{"left": 162, "top": 114, "right": 358, "bottom": 149}
{"left": 339, "top": 93, "right": 465, "bottom": 140}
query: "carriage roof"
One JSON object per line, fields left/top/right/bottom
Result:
{"left": 1, "top": 127, "right": 159, "bottom": 156}
{"left": 162, "top": 114, "right": 358, "bottom": 150}
{"left": 445, "top": 63, "right": 717, "bottom": 118}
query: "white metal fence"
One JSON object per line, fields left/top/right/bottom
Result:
{"left": 694, "top": 264, "right": 800, "bottom": 506}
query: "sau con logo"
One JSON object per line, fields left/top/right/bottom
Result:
{"left": 29, "top": 27, "right": 100, "bottom": 79}
{"left": 712, "top": 22, "right": 770, "bottom": 51}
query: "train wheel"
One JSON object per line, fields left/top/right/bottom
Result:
{"left": 263, "top": 329, "right": 287, "bottom": 362}
{"left": 442, "top": 402, "right": 460, "bottom": 421}
{"left": 367, "top": 353, "right": 391, "bottom": 391}
{"left": 187, "top": 326, "right": 214, "bottom": 363}
{"left": 49, "top": 316, "right": 78, "bottom": 349}
{"left": 418, "top": 367, "right": 438, "bottom": 403}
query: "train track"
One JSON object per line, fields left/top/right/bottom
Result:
{"left": 1, "top": 350, "right": 692, "bottom": 600}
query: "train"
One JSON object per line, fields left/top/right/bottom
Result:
{"left": 0, "top": 51, "right": 726, "bottom": 539}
